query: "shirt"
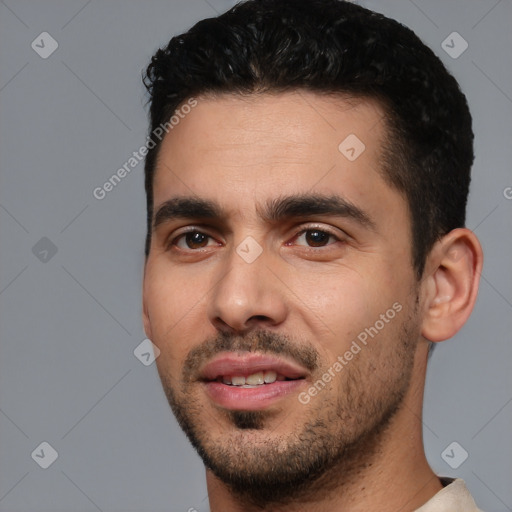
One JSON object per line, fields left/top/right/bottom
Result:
{"left": 415, "top": 478, "right": 483, "bottom": 512}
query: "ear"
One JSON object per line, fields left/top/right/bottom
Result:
{"left": 420, "top": 228, "right": 483, "bottom": 343}
{"left": 142, "top": 263, "right": 153, "bottom": 341}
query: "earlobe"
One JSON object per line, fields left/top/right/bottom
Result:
{"left": 421, "top": 228, "right": 483, "bottom": 343}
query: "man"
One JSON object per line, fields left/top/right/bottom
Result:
{"left": 141, "top": 1, "right": 484, "bottom": 510}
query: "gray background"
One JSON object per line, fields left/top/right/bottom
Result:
{"left": 0, "top": 1, "right": 510, "bottom": 511}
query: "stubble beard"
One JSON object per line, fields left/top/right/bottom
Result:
{"left": 158, "top": 316, "right": 419, "bottom": 508}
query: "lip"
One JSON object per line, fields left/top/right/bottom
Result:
{"left": 200, "top": 352, "right": 308, "bottom": 381}
{"left": 199, "top": 352, "right": 309, "bottom": 411}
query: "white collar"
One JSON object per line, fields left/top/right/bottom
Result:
{"left": 414, "top": 478, "right": 482, "bottom": 512}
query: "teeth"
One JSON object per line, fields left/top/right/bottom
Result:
{"left": 231, "top": 376, "right": 246, "bottom": 386}
{"left": 264, "top": 371, "right": 277, "bottom": 383}
{"left": 222, "top": 370, "right": 279, "bottom": 386}
{"left": 246, "top": 372, "right": 264, "bottom": 385}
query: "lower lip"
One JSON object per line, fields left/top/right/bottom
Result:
{"left": 203, "top": 380, "right": 305, "bottom": 411}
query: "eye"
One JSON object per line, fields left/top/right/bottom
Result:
{"left": 294, "top": 229, "right": 339, "bottom": 248}
{"left": 173, "top": 231, "right": 218, "bottom": 250}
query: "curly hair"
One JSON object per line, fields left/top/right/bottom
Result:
{"left": 143, "top": 0, "right": 473, "bottom": 277}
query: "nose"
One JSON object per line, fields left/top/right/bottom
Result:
{"left": 207, "top": 244, "right": 288, "bottom": 334}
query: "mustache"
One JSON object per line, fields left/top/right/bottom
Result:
{"left": 183, "top": 330, "right": 320, "bottom": 382}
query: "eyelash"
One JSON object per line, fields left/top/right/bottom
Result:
{"left": 287, "top": 226, "right": 342, "bottom": 248}
{"left": 168, "top": 225, "right": 344, "bottom": 251}
{"left": 167, "top": 228, "right": 220, "bottom": 251}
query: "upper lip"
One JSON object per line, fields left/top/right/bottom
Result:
{"left": 199, "top": 353, "right": 309, "bottom": 381}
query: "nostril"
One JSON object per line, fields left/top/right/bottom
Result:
{"left": 248, "top": 315, "right": 272, "bottom": 323}
{"left": 211, "top": 315, "right": 275, "bottom": 334}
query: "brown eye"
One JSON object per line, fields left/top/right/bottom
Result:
{"left": 304, "top": 230, "right": 331, "bottom": 247}
{"left": 186, "top": 232, "right": 208, "bottom": 248}
{"left": 174, "top": 231, "right": 213, "bottom": 250}
{"left": 295, "top": 229, "right": 337, "bottom": 248}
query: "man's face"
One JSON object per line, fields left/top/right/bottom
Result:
{"left": 143, "top": 92, "right": 423, "bottom": 501}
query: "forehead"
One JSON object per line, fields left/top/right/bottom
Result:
{"left": 152, "top": 91, "right": 401, "bottom": 220}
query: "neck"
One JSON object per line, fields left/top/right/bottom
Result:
{"left": 206, "top": 351, "right": 442, "bottom": 512}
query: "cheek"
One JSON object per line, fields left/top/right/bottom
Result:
{"left": 143, "top": 260, "right": 207, "bottom": 352}
{"left": 289, "top": 266, "right": 404, "bottom": 357}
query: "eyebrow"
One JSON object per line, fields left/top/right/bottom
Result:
{"left": 153, "top": 194, "right": 375, "bottom": 231}
{"left": 262, "top": 194, "right": 375, "bottom": 230}
{"left": 153, "top": 197, "right": 221, "bottom": 229}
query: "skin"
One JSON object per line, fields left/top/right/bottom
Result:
{"left": 142, "top": 91, "right": 483, "bottom": 511}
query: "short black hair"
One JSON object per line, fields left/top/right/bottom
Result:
{"left": 143, "top": 0, "right": 473, "bottom": 277}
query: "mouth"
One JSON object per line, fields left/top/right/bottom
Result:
{"left": 215, "top": 371, "right": 298, "bottom": 387}
{"left": 199, "top": 353, "right": 308, "bottom": 411}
